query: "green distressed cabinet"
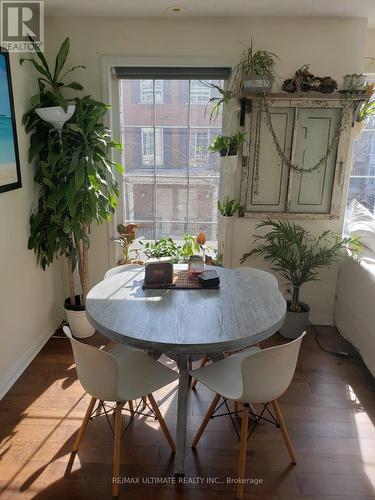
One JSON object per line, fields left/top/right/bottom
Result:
{"left": 239, "top": 96, "right": 355, "bottom": 219}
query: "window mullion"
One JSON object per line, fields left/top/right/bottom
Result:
{"left": 153, "top": 79, "right": 157, "bottom": 240}
{"left": 186, "top": 80, "right": 191, "bottom": 234}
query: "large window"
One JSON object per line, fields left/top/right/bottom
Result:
{"left": 119, "top": 78, "right": 223, "bottom": 241}
{"left": 346, "top": 80, "right": 375, "bottom": 229}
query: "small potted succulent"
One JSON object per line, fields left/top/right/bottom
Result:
{"left": 208, "top": 132, "right": 245, "bottom": 157}
{"left": 241, "top": 219, "right": 360, "bottom": 339}
{"left": 231, "top": 41, "right": 278, "bottom": 96}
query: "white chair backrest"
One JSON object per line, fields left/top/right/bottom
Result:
{"left": 63, "top": 326, "right": 120, "bottom": 401}
{"left": 240, "top": 332, "right": 306, "bottom": 403}
{"left": 104, "top": 263, "right": 142, "bottom": 280}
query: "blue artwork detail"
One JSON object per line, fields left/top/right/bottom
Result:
{"left": 0, "top": 51, "right": 20, "bottom": 190}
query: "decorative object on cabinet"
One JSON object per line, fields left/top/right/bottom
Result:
{"left": 342, "top": 73, "right": 367, "bottom": 93}
{"left": 241, "top": 219, "right": 361, "bottom": 339}
{"left": 0, "top": 47, "right": 21, "bottom": 194}
{"left": 230, "top": 40, "right": 278, "bottom": 96}
{"left": 282, "top": 64, "right": 337, "bottom": 94}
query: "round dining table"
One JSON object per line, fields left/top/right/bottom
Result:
{"left": 86, "top": 265, "right": 286, "bottom": 475}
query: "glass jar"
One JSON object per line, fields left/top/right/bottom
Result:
{"left": 188, "top": 254, "right": 204, "bottom": 276}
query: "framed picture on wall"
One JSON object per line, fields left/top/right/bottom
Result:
{"left": 0, "top": 47, "right": 21, "bottom": 193}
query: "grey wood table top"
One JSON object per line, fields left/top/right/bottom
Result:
{"left": 86, "top": 265, "right": 286, "bottom": 354}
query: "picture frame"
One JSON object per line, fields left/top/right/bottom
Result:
{"left": 0, "top": 47, "right": 21, "bottom": 193}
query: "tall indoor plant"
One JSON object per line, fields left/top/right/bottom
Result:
{"left": 24, "top": 39, "right": 122, "bottom": 337}
{"left": 241, "top": 219, "right": 360, "bottom": 339}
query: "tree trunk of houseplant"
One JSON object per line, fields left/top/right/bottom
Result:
{"left": 63, "top": 234, "right": 95, "bottom": 339}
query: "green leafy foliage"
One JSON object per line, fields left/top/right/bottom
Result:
{"left": 358, "top": 98, "right": 375, "bottom": 122}
{"left": 208, "top": 132, "right": 245, "bottom": 155}
{"left": 180, "top": 234, "right": 201, "bottom": 260}
{"left": 28, "top": 95, "right": 122, "bottom": 273}
{"left": 20, "top": 37, "right": 85, "bottom": 113}
{"left": 241, "top": 219, "right": 361, "bottom": 312}
{"left": 140, "top": 238, "right": 181, "bottom": 262}
{"left": 200, "top": 81, "right": 234, "bottom": 121}
{"left": 217, "top": 197, "right": 240, "bottom": 217}
{"left": 230, "top": 39, "right": 278, "bottom": 96}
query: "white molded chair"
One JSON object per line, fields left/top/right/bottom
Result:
{"left": 190, "top": 332, "right": 306, "bottom": 499}
{"left": 104, "top": 263, "right": 142, "bottom": 280}
{"left": 63, "top": 326, "right": 178, "bottom": 497}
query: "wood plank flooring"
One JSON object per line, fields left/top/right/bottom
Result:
{"left": 1, "top": 326, "right": 375, "bottom": 499}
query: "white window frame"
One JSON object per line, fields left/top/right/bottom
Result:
{"left": 101, "top": 55, "right": 229, "bottom": 267}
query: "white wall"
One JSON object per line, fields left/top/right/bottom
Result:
{"left": 0, "top": 54, "right": 64, "bottom": 397}
{"left": 365, "top": 29, "right": 375, "bottom": 73}
{"left": 45, "top": 16, "right": 367, "bottom": 324}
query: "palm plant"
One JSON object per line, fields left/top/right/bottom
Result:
{"left": 241, "top": 219, "right": 360, "bottom": 312}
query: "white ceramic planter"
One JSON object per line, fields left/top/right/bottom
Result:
{"left": 36, "top": 104, "right": 75, "bottom": 129}
{"left": 352, "top": 121, "right": 366, "bottom": 138}
{"left": 279, "top": 301, "right": 310, "bottom": 340}
{"left": 64, "top": 307, "right": 95, "bottom": 338}
{"left": 219, "top": 215, "right": 234, "bottom": 268}
{"left": 243, "top": 75, "right": 274, "bottom": 94}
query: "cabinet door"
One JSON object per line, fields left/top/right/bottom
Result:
{"left": 246, "top": 106, "right": 294, "bottom": 212}
{"left": 288, "top": 107, "right": 341, "bottom": 214}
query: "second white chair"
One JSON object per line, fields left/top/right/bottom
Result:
{"left": 63, "top": 326, "right": 178, "bottom": 497}
{"left": 190, "top": 332, "right": 306, "bottom": 499}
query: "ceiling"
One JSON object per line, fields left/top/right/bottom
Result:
{"left": 44, "top": 0, "right": 374, "bottom": 25}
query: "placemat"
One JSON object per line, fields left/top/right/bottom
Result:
{"left": 142, "top": 270, "right": 219, "bottom": 290}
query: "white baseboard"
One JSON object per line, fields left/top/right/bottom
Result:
{"left": 0, "top": 326, "right": 58, "bottom": 400}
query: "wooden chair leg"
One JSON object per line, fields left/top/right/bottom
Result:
{"left": 112, "top": 402, "right": 123, "bottom": 497}
{"left": 72, "top": 396, "right": 97, "bottom": 453}
{"left": 191, "top": 354, "right": 209, "bottom": 389}
{"left": 127, "top": 400, "right": 135, "bottom": 416}
{"left": 234, "top": 401, "right": 239, "bottom": 412}
{"left": 141, "top": 396, "right": 147, "bottom": 410}
{"left": 272, "top": 399, "right": 296, "bottom": 464}
{"left": 192, "top": 393, "right": 221, "bottom": 448}
{"left": 147, "top": 393, "right": 176, "bottom": 453}
{"left": 236, "top": 403, "right": 249, "bottom": 500}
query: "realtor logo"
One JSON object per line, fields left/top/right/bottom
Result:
{"left": 1, "top": 1, "right": 44, "bottom": 52}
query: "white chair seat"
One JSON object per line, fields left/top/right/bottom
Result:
{"left": 190, "top": 346, "right": 259, "bottom": 400}
{"left": 109, "top": 343, "right": 179, "bottom": 401}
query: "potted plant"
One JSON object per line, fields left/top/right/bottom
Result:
{"left": 20, "top": 37, "right": 85, "bottom": 128}
{"left": 342, "top": 73, "right": 366, "bottom": 93}
{"left": 241, "top": 219, "right": 360, "bottom": 339}
{"left": 25, "top": 41, "right": 122, "bottom": 338}
{"left": 231, "top": 41, "right": 278, "bottom": 96}
{"left": 112, "top": 223, "right": 140, "bottom": 264}
{"left": 218, "top": 197, "right": 240, "bottom": 217}
{"left": 353, "top": 96, "right": 375, "bottom": 136}
{"left": 208, "top": 132, "right": 245, "bottom": 156}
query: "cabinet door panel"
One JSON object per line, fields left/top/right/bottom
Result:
{"left": 289, "top": 108, "right": 341, "bottom": 213}
{"left": 246, "top": 107, "right": 294, "bottom": 212}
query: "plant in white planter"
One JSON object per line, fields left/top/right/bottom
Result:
{"left": 20, "top": 37, "right": 85, "bottom": 125}
{"left": 218, "top": 198, "right": 240, "bottom": 268}
{"left": 230, "top": 40, "right": 278, "bottom": 96}
{"left": 24, "top": 40, "right": 122, "bottom": 338}
{"left": 241, "top": 219, "right": 360, "bottom": 339}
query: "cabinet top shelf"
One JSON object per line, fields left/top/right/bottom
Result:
{"left": 241, "top": 91, "right": 368, "bottom": 101}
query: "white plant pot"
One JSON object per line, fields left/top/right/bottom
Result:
{"left": 279, "top": 301, "right": 310, "bottom": 340}
{"left": 352, "top": 121, "right": 366, "bottom": 138}
{"left": 243, "top": 75, "right": 274, "bottom": 94}
{"left": 64, "top": 307, "right": 95, "bottom": 338}
{"left": 36, "top": 105, "right": 76, "bottom": 129}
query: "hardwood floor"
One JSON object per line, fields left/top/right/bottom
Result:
{"left": 1, "top": 326, "right": 375, "bottom": 499}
